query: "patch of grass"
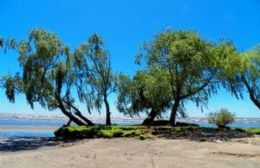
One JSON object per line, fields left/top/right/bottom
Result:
{"left": 99, "top": 126, "right": 146, "bottom": 138}
{"left": 123, "top": 129, "right": 143, "bottom": 137}
{"left": 99, "top": 127, "right": 124, "bottom": 138}
{"left": 55, "top": 125, "right": 257, "bottom": 141}
{"left": 244, "top": 128, "right": 260, "bottom": 134}
{"left": 54, "top": 126, "right": 100, "bottom": 139}
{"left": 55, "top": 125, "right": 148, "bottom": 139}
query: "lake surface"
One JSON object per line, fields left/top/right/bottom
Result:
{"left": 0, "top": 118, "right": 260, "bottom": 139}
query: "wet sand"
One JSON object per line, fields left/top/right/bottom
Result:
{"left": 0, "top": 136, "right": 260, "bottom": 168}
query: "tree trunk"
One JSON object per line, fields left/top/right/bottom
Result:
{"left": 63, "top": 99, "right": 95, "bottom": 125}
{"left": 241, "top": 75, "right": 260, "bottom": 109}
{"left": 169, "top": 99, "right": 180, "bottom": 126}
{"left": 75, "top": 111, "right": 95, "bottom": 126}
{"left": 55, "top": 94, "right": 86, "bottom": 126}
{"left": 64, "top": 119, "right": 72, "bottom": 126}
{"left": 61, "top": 108, "right": 86, "bottom": 126}
{"left": 104, "top": 94, "right": 111, "bottom": 125}
{"left": 142, "top": 109, "right": 158, "bottom": 125}
{"left": 248, "top": 91, "right": 260, "bottom": 109}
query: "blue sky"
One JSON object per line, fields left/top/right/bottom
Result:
{"left": 0, "top": 0, "right": 259, "bottom": 118}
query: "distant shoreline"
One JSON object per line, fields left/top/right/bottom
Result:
{"left": 0, "top": 125, "right": 58, "bottom": 131}
{"left": 0, "top": 113, "right": 260, "bottom": 121}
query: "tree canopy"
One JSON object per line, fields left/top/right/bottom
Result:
{"left": 73, "top": 34, "right": 116, "bottom": 125}
{"left": 117, "top": 68, "right": 172, "bottom": 125}
{"left": 222, "top": 46, "right": 260, "bottom": 109}
{"left": 2, "top": 29, "right": 95, "bottom": 126}
{"left": 136, "top": 29, "right": 238, "bottom": 125}
{"left": 241, "top": 48, "right": 260, "bottom": 109}
{"left": 0, "top": 28, "right": 259, "bottom": 127}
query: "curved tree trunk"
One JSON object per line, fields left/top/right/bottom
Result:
{"left": 55, "top": 94, "right": 86, "bottom": 126}
{"left": 63, "top": 99, "right": 95, "bottom": 125}
{"left": 142, "top": 109, "right": 158, "bottom": 125}
{"left": 169, "top": 99, "right": 180, "bottom": 126}
{"left": 60, "top": 107, "right": 86, "bottom": 126}
{"left": 248, "top": 92, "right": 260, "bottom": 109}
{"left": 241, "top": 75, "right": 260, "bottom": 109}
{"left": 75, "top": 111, "right": 95, "bottom": 126}
{"left": 64, "top": 119, "right": 72, "bottom": 126}
{"left": 104, "top": 94, "right": 111, "bottom": 125}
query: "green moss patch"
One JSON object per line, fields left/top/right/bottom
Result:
{"left": 54, "top": 125, "right": 259, "bottom": 141}
{"left": 55, "top": 125, "right": 149, "bottom": 139}
{"left": 244, "top": 128, "right": 260, "bottom": 134}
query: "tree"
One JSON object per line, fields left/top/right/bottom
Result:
{"left": 1, "top": 29, "right": 95, "bottom": 126}
{"left": 0, "top": 38, "right": 21, "bottom": 103}
{"left": 117, "top": 68, "right": 172, "bottom": 125}
{"left": 137, "top": 29, "right": 236, "bottom": 126}
{"left": 73, "top": 34, "right": 116, "bottom": 125}
{"left": 241, "top": 48, "right": 260, "bottom": 109}
{"left": 208, "top": 108, "right": 235, "bottom": 128}
{"left": 220, "top": 46, "right": 260, "bottom": 109}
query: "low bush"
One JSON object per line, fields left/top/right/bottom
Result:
{"left": 208, "top": 108, "right": 235, "bottom": 129}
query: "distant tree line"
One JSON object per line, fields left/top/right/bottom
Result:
{"left": 0, "top": 28, "right": 259, "bottom": 126}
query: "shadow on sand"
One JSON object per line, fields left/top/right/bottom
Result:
{"left": 0, "top": 137, "right": 61, "bottom": 152}
{"left": 151, "top": 127, "right": 253, "bottom": 141}
{"left": 0, "top": 127, "right": 254, "bottom": 152}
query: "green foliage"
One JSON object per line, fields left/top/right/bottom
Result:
{"left": 135, "top": 29, "right": 237, "bottom": 124}
{"left": 1, "top": 29, "right": 97, "bottom": 125}
{"left": 99, "top": 127, "right": 124, "bottom": 138}
{"left": 220, "top": 46, "right": 260, "bottom": 109}
{"left": 244, "top": 128, "right": 260, "bottom": 134}
{"left": 1, "top": 27, "right": 259, "bottom": 129}
{"left": 55, "top": 125, "right": 146, "bottom": 139}
{"left": 55, "top": 125, "right": 254, "bottom": 141}
{"left": 241, "top": 47, "right": 260, "bottom": 108}
{"left": 2, "top": 75, "right": 21, "bottom": 103}
{"left": 73, "top": 34, "right": 116, "bottom": 125}
{"left": 117, "top": 69, "right": 171, "bottom": 118}
{"left": 4, "top": 29, "right": 72, "bottom": 109}
{"left": 55, "top": 126, "right": 100, "bottom": 138}
{"left": 208, "top": 108, "right": 235, "bottom": 128}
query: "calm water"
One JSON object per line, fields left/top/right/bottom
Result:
{"left": 0, "top": 118, "right": 142, "bottom": 138}
{"left": 0, "top": 118, "right": 260, "bottom": 139}
{"left": 0, "top": 119, "right": 64, "bottom": 138}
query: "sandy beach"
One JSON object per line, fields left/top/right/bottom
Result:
{"left": 1, "top": 136, "right": 260, "bottom": 168}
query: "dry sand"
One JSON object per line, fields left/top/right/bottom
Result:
{"left": 1, "top": 136, "right": 260, "bottom": 168}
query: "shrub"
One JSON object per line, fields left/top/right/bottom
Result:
{"left": 208, "top": 108, "right": 235, "bottom": 128}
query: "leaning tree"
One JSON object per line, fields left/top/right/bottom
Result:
{"left": 221, "top": 46, "right": 260, "bottom": 109}
{"left": 1, "top": 29, "right": 95, "bottom": 126}
{"left": 117, "top": 68, "right": 172, "bottom": 125}
{"left": 72, "top": 34, "right": 116, "bottom": 125}
{"left": 137, "top": 29, "right": 237, "bottom": 126}
{"left": 241, "top": 48, "right": 260, "bottom": 109}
